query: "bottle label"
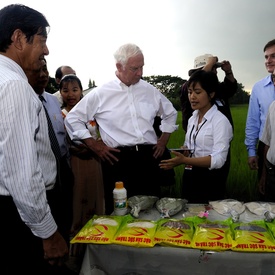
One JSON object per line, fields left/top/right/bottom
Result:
{"left": 114, "top": 198, "right": 127, "bottom": 209}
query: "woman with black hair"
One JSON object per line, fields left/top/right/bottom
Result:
{"left": 160, "top": 70, "right": 233, "bottom": 203}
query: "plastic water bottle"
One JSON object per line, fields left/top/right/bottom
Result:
{"left": 113, "top": 181, "right": 127, "bottom": 215}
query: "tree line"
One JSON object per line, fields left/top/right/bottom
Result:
{"left": 46, "top": 75, "right": 250, "bottom": 110}
{"left": 143, "top": 75, "right": 250, "bottom": 110}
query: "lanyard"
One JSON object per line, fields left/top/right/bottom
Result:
{"left": 189, "top": 118, "right": 207, "bottom": 156}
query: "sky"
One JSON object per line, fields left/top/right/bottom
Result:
{"left": 1, "top": 0, "right": 275, "bottom": 92}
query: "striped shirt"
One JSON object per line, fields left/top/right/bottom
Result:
{"left": 0, "top": 55, "right": 57, "bottom": 238}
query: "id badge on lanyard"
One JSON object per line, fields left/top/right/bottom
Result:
{"left": 185, "top": 119, "right": 207, "bottom": 171}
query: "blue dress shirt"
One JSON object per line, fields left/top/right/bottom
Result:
{"left": 245, "top": 75, "right": 275, "bottom": 157}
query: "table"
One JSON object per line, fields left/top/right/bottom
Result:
{"left": 80, "top": 243, "right": 275, "bottom": 275}
{"left": 79, "top": 203, "right": 275, "bottom": 275}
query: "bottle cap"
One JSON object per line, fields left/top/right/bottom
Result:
{"left": 115, "top": 181, "right": 124, "bottom": 189}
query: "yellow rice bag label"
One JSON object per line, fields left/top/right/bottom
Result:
{"left": 70, "top": 215, "right": 124, "bottom": 244}
{"left": 191, "top": 218, "right": 235, "bottom": 251}
{"left": 154, "top": 218, "right": 193, "bottom": 247}
{"left": 231, "top": 220, "right": 275, "bottom": 252}
{"left": 113, "top": 217, "right": 157, "bottom": 247}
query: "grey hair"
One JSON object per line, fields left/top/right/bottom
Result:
{"left": 114, "top": 43, "right": 143, "bottom": 66}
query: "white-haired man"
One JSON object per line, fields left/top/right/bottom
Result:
{"left": 65, "top": 43, "right": 178, "bottom": 214}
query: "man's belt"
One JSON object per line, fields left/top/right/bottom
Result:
{"left": 117, "top": 144, "right": 154, "bottom": 152}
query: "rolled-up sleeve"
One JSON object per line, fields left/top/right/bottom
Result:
{"left": 158, "top": 92, "right": 178, "bottom": 133}
{"left": 65, "top": 93, "right": 97, "bottom": 141}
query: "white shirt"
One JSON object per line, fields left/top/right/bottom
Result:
{"left": 0, "top": 55, "right": 57, "bottom": 238}
{"left": 260, "top": 100, "right": 275, "bottom": 165}
{"left": 65, "top": 77, "right": 178, "bottom": 147}
{"left": 53, "top": 90, "right": 63, "bottom": 107}
{"left": 62, "top": 108, "right": 99, "bottom": 140}
{"left": 184, "top": 104, "right": 233, "bottom": 170}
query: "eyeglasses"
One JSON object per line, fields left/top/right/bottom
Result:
{"left": 126, "top": 65, "right": 143, "bottom": 73}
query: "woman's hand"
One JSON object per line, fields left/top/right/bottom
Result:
{"left": 159, "top": 151, "right": 186, "bottom": 170}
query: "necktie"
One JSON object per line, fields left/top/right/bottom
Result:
{"left": 39, "top": 95, "right": 62, "bottom": 160}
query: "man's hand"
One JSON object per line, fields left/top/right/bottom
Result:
{"left": 153, "top": 132, "right": 170, "bottom": 158}
{"left": 248, "top": 156, "right": 259, "bottom": 170}
{"left": 153, "top": 143, "right": 165, "bottom": 158}
{"left": 84, "top": 138, "right": 120, "bottom": 165}
{"left": 203, "top": 56, "right": 218, "bottom": 72}
{"left": 220, "top": 60, "right": 232, "bottom": 73}
{"left": 43, "top": 231, "right": 68, "bottom": 266}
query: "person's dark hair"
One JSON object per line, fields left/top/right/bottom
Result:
{"left": 0, "top": 4, "right": 49, "bottom": 52}
{"left": 59, "top": 74, "right": 83, "bottom": 91}
{"left": 55, "top": 66, "right": 63, "bottom": 80}
{"left": 55, "top": 65, "right": 75, "bottom": 84}
{"left": 59, "top": 74, "right": 83, "bottom": 108}
{"left": 187, "top": 70, "right": 219, "bottom": 103}
{"left": 263, "top": 39, "right": 275, "bottom": 52}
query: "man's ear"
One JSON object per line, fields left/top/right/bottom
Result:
{"left": 56, "top": 78, "right": 61, "bottom": 84}
{"left": 116, "top": 62, "right": 123, "bottom": 72}
{"left": 11, "top": 29, "right": 24, "bottom": 50}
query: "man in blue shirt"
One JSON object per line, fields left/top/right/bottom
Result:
{"left": 245, "top": 38, "right": 275, "bottom": 199}
{"left": 31, "top": 58, "right": 74, "bottom": 238}
{"left": 27, "top": 59, "right": 75, "bottom": 274}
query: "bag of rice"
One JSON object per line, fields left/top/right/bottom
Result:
{"left": 231, "top": 220, "right": 275, "bottom": 252}
{"left": 70, "top": 214, "right": 124, "bottom": 244}
{"left": 113, "top": 215, "right": 157, "bottom": 247}
{"left": 154, "top": 218, "right": 194, "bottom": 248}
{"left": 191, "top": 216, "right": 235, "bottom": 251}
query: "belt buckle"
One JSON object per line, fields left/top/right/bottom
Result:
{"left": 135, "top": 145, "right": 138, "bottom": 151}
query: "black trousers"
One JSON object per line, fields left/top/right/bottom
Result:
{"left": 257, "top": 141, "right": 265, "bottom": 180}
{"left": 0, "top": 157, "right": 74, "bottom": 275}
{"left": 101, "top": 145, "right": 162, "bottom": 214}
{"left": 257, "top": 141, "right": 266, "bottom": 201}
{"left": 182, "top": 162, "right": 228, "bottom": 204}
{"left": 0, "top": 190, "right": 71, "bottom": 275}
{"left": 0, "top": 195, "right": 46, "bottom": 275}
{"left": 51, "top": 156, "right": 74, "bottom": 246}
{"left": 263, "top": 160, "right": 275, "bottom": 202}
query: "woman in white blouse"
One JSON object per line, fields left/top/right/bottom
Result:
{"left": 160, "top": 70, "right": 233, "bottom": 203}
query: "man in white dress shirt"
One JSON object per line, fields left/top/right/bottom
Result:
{"left": 65, "top": 43, "right": 178, "bottom": 214}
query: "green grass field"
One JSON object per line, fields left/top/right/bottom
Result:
{"left": 164, "top": 104, "right": 258, "bottom": 202}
